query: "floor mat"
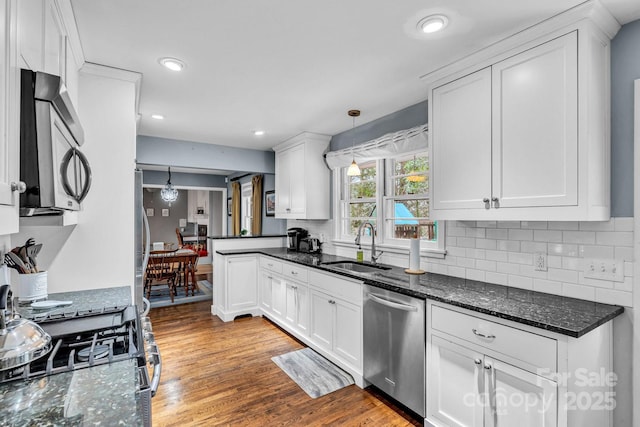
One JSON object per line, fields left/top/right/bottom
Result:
{"left": 149, "top": 280, "right": 212, "bottom": 308}
{"left": 271, "top": 348, "right": 354, "bottom": 398}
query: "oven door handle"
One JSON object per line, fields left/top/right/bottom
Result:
{"left": 148, "top": 344, "right": 162, "bottom": 397}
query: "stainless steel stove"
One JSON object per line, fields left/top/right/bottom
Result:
{"left": 1, "top": 305, "right": 160, "bottom": 427}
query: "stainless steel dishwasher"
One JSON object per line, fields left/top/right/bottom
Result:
{"left": 363, "top": 285, "right": 425, "bottom": 417}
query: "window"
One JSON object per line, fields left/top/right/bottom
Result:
{"left": 336, "top": 151, "right": 443, "bottom": 253}
{"left": 241, "top": 182, "right": 252, "bottom": 235}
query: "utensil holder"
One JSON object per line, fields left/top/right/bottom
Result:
{"left": 18, "top": 271, "right": 48, "bottom": 302}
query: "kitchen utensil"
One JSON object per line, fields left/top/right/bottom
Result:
{"left": 5, "top": 252, "right": 26, "bottom": 274}
{"left": 31, "top": 300, "right": 73, "bottom": 309}
{"left": 0, "top": 285, "right": 52, "bottom": 371}
{"left": 26, "top": 244, "right": 42, "bottom": 272}
{"left": 24, "top": 238, "right": 35, "bottom": 248}
{"left": 18, "top": 246, "right": 35, "bottom": 273}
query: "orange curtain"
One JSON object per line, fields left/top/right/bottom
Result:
{"left": 251, "top": 175, "right": 263, "bottom": 236}
{"left": 231, "top": 181, "right": 241, "bottom": 236}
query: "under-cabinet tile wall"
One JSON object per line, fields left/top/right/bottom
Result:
{"left": 424, "top": 218, "right": 634, "bottom": 307}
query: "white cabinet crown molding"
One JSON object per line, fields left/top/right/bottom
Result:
{"left": 272, "top": 131, "right": 331, "bottom": 153}
{"left": 80, "top": 63, "right": 142, "bottom": 116}
{"left": 52, "top": 0, "right": 85, "bottom": 66}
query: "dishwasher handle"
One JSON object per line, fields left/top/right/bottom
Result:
{"left": 368, "top": 293, "right": 419, "bottom": 312}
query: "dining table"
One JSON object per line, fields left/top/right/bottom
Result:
{"left": 148, "top": 248, "right": 199, "bottom": 295}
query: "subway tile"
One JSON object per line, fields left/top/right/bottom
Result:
{"left": 476, "top": 239, "right": 497, "bottom": 250}
{"left": 497, "top": 262, "right": 520, "bottom": 274}
{"left": 548, "top": 221, "right": 580, "bottom": 230}
{"left": 457, "top": 257, "right": 476, "bottom": 268}
{"left": 520, "top": 221, "right": 548, "bottom": 230}
{"left": 521, "top": 241, "right": 549, "bottom": 253}
{"left": 466, "top": 269, "right": 486, "bottom": 281}
{"left": 465, "top": 248, "right": 486, "bottom": 259}
{"left": 579, "top": 220, "right": 615, "bottom": 232}
{"left": 579, "top": 274, "right": 614, "bottom": 289}
{"left": 497, "top": 240, "right": 520, "bottom": 252}
{"left": 615, "top": 277, "right": 633, "bottom": 293}
{"left": 486, "top": 250, "right": 508, "bottom": 262}
{"left": 476, "top": 259, "right": 497, "bottom": 272}
{"left": 547, "top": 268, "right": 578, "bottom": 284}
{"left": 508, "top": 229, "right": 534, "bottom": 241}
{"left": 497, "top": 221, "right": 521, "bottom": 229}
{"left": 614, "top": 217, "right": 634, "bottom": 232}
{"left": 457, "top": 237, "right": 477, "bottom": 249}
{"left": 594, "top": 288, "right": 632, "bottom": 307}
{"left": 476, "top": 221, "right": 497, "bottom": 228}
{"left": 533, "top": 279, "right": 561, "bottom": 295}
{"left": 548, "top": 243, "right": 579, "bottom": 257}
{"left": 547, "top": 255, "right": 562, "bottom": 268}
{"left": 562, "top": 283, "right": 596, "bottom": 301}
{"left": 519, "top": 264, "right": 548, "bottom": 279}
{"left": 447, "top": 226, "right": 466, "bottom": 237}
{"left": 596, "top": 231, "right": 633, "bottom": 247}
{"left": 447, "top": 266, "right": 466, "bottom": 278}
{"left": 466, "top": 228, "right": 486, "bottom": 238}
{"left": 458, "top": 221, "right": 477, "bottom": 228}
{"left": 533, "top": 230, "right": 563, "bottom": 243}
{"left": 427, "top": 263, "right": 448, "bottom": 275}
{"left": 507, "top": 275, "right": 533, "bottom": 290}
{"left": 615, "top": 247, "right": 634, "bottom": 261}
{"left": 486, "top": 228, "right": 509, "bottom": 240}
{"left": 561, "top": 257, "right": 583, "bottom": 271}
{"left": 580, "top": 245, "right": 615, "bottom": 259}
{"left": 447, "top": 246, "right": 466, "bottom": 257}
{"left": 562, "top": 231, "right": 596, "bottom": 245}
{"left": 624, "top": 261, "right": 633, "bottom": 277}
{"left": 485, "top": 272, "right": 508, "bottom": 286}
{"left": 508, "top": 252, "right": 533, "bottom": 265}
{"left": 446, "top": 237, "right": 457, "bottom": 247}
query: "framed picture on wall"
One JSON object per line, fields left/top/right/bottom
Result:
{"left": 227, "top": 198, "right": 232, "bottom": 216}
{"left": 162, "top": 209, "right": 169, "bottom": 217}
{"left": 265, "top": 190, "right": 275, "bottom": 217}
{"left": 146, "top": 208, "right": 154, "bottom": 217}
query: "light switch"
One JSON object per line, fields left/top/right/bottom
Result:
{"left": 583, "top": 258, "right": 624, "bottom": 282}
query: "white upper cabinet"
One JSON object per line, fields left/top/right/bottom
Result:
{"left": 0, "top": 1, "right": 20, "bottom": 235}
{"left": 428, "top": 4, "right": 617, "bottom": 221}
{"left": 273, "top": 132, "right": 331, "bottom": 220}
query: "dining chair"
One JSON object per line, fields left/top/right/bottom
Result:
{"left": 183, "top": 254, "right": 199, "bottom": 296}
{"left": 145, "top": 253, "right": 179, "bottom": 303}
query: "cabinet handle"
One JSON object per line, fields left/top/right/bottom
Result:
{"left": 491, "top": 197, "right": 500, "bottom": 208}
{"left": 286, "top": 208, "right": 291, "bottom": 212}
{"left": 482, "top": 198, "right": 490, "bottom": 209}
{"left": 267, "top": 263, "right": 273, "bottom": 267}
{"left": 267, "top": 276, "right": 273, "bottom": 279}
{"left": 10, "top": 181, "right": 26, "bottom": 194}
{"left": 291, "top": 271, "right": 298, "bottom": 275}
{"left": 328, "top": 300, "right": 335, "bottom": 304}
{"left": 472, "top": 328, "right": 495, "bottom": 339}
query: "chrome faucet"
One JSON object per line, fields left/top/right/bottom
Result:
{"left": 355, "top": 221, "right": 383, "bottom": 264}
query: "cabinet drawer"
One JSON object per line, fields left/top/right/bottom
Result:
{"left": 431, "top": 305, "right": 556, "bottom": 371}
{"left": 309, "top": 270, "right": 362, "bottom": 305}
{"left": 260, "top": 257, "right": 282, "bottom": 274}
{"left": 283, "top": 262, "right": 308, "bottom": 282}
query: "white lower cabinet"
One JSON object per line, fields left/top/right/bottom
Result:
{"left": 213, "top": 254, "right": 260, "bottom": 321}
{"left": 284, "top": 281, "right": 309, "bottom": 335}
{"left": 271, "top": 275, "right": 286, "bottom": 319}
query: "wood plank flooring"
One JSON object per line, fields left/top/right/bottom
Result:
{"left": 150, "top": 301, "right": 422, "bottom": 426}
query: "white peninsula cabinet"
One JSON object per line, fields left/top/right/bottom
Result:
{"left": 426, "top": 301, "right": 614, "bottom": 427}
{"left": 273, "top": 132, "right": 331, "bottom": 219}
{"left": 213, "top": 253, "right": 259, "bottom": 321}
{"left": 428, "top": 6, "right": 617, "bottom": 221}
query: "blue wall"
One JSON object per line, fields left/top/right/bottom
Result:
{"left": 142, "top": 170, "right": 227, "bottom": 188}
{"left": 137, "top": 135, "right": 276, "bottom": 174}
{"left": 611, "top": 19, "right": 640, "bottom": 217}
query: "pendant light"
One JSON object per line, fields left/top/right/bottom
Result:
{"left": 160, "top": 167, "right": 179, "bottom": 205}
{"left": 407, "top": 155, "right": 426, "bottom": 182}
{"left": 346, "top": 109, "right": 361, "bottom": 176}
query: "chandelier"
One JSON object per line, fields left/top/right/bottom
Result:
{"left": 160, "top": 167, "right": 178, "bottom": 205}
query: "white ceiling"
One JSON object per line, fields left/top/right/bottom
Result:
{"left": 70, "top": 0, "right": 639, "bottom": 152}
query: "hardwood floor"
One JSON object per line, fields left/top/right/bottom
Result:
{"left": 149, "top": 301, "right": 422, "bottom": 426}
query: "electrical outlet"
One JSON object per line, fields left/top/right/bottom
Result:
{"left": 584, "top": 258, "right": 624, "bottom": 282}
{"left": 534, "top": 252, "right": 547, "bottom": 271}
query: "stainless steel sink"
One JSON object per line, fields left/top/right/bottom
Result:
{"left": 322, "top": 261, "right": 392, "bottom": 274}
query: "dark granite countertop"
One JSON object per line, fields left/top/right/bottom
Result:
{"left": 0, "top": 359, "right": 143, "bottom": 426}
{"left": 217, "top": 248, "right": 624, "bottom": 338}
{"left": 14, "top": 286, "right": 131, "bottom": 321}
{"left": 208, "top": 234, "right": 286, "bottom": 240}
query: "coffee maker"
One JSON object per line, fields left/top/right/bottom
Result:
{"left": 287, "top": 227, "right": 308, "bottom": 251}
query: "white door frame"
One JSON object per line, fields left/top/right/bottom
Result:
{"left": 633, "top": 79, "right": 639, "bottom": 426}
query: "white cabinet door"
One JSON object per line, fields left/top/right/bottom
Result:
{"left": 43, "top": 0, "right": 64, "bottom": 77}
{"left": 310, "top": 289, "right": 333, "bottom": 352}
{"left": 428, "top": 336, "right": 485, "bottom": 427}
{"left": 487, "top": 357, "right": 558, "bottom": 427}
{"left": 17, "top": 0, "right": 43, "bottom": 70}
{"left": 492, "top": 32, "right": 577, "bottom": 209}
{"left": 333, "top": 298, "right": 361, "bottom": 368}
{"left": 287, "top": 143, "right": 306, "bottom": 215}
{"left": 226, "top": 256, "right": 258, "bottom": 311}
{"left": 284, "top": 281, "right": 297, "bottom": 326}
{"left": 431, "top": 67, "right": 492, "bottom": 211}
{"left": 295, "top": 283, "right": 309, "bottom": 335}
{"left": 259, "top": 270, "right": 273, "bottom": 313}
{"left": 0, "top": 0, "right": 19, "bottom": 234}
{"left": 271, "top": 276, "right": 286, "bottom": 320}
{"left": 275, "top": 148, "right": 292, "bottom": 216}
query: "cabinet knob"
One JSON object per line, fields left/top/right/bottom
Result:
{"left": 482, "top": 198, "right": 490, "bottom": 209}
{"left": 474, "top": 358, "right": 482, "bottom": 365}
{"left": 484, "top": 364, "right": 492, "bottom": 371}
{"left": 328, "top": 300, "right": 335, "bottom": 304}
{"left": 10, "top": 181, "right": 26, "bottom": 194}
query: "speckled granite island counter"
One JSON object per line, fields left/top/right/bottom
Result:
{"left": 1, "top": 286, "right": 144, "bottom": 426}
{"left": 217, "top": 248, "right": 624, "bottom": 337}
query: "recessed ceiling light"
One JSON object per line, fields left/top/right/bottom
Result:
{"left": 253, "top": 130, "right": 265, "bottom": 136}
{"left": 158, "top": 57, "right": 185, "bottom": 71}
{"left": 418, "top": 15, "right": 448, "bottom": 34}
{"left": 151, "top": 114, "right": 164, "bottom": 120}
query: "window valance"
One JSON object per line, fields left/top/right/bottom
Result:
{"left": 325, "top": 124, "right": 428, "bottom": 169}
